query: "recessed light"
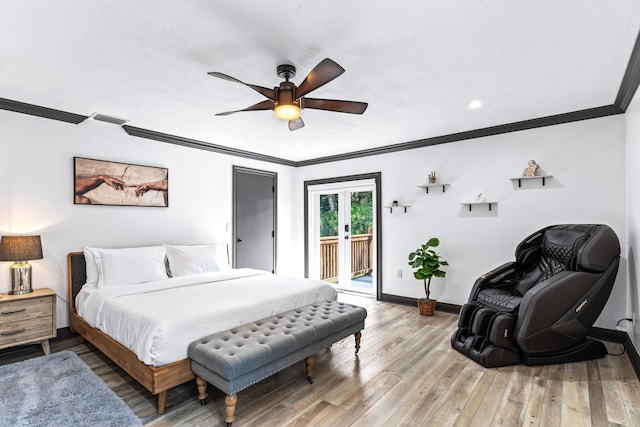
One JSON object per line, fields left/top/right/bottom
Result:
{"left": 468, "top": 100, "right": 483, "bottom": 110}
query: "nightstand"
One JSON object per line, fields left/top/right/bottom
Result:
{"left": 0, "top": 288, "right": 56, "bottom": 354}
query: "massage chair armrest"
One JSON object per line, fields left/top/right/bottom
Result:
{"left": 468, "top": 262, "right": 518, "bottom": 302}
{"left": 515, "top": 271, "right": 600, "bottom": 353}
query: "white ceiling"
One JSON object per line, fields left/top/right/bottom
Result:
{"left": 2, "top": 1, "right": 639, "bottom": 162}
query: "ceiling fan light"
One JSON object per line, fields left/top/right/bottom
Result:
{"left": 274, "top": 104, "right": 301, "bottom": 121}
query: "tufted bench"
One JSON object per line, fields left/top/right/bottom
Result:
{"left": 188, "top": 300, "right": 367, "bottom": 426}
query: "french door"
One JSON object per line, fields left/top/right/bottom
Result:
{"left": 307, "top": 179, "right": 376, "bottom": 295}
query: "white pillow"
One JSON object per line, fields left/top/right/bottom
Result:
{"left": 91, "top": 246, "right": 168, "bottom": 287}
{"left": 164, "top": 244, "right": 230, "bottom": 277}
{"left": 83, "top": 247, "right": 99, "bottom": 286}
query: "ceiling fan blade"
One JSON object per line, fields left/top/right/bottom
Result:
{"left": 288, "top": 118, "right": 305, "bottom": 131}
{"left": 303, "top": 98, "right": 368, "bottom": 114}
{"left": 215, "top": 99, "right": 274, "bottom": 116}
{"left": 208, "top": 72, "right": 276, "bottom": 101}
{"left": 295, "top": 58, "right": 345, "bottom": 99}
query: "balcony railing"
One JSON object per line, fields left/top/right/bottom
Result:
{"left": 319, "top": 234, "right": 373, "bottom": 282}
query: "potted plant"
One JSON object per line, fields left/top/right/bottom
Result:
{"left": 408, "top": 237, "right": 448, "bottom": 316}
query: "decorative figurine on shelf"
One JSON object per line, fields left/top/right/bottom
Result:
{"left": 522, "top": 160, "right": 539, "bottom": 177}
{"left": 392, "top": 200, "right": 399, "bottom": 206}
{"left": 475, "top": 193, "right": 486, "bottom": 203}
{"left": 429, "top": 171, "right": 437, "bottom": 184}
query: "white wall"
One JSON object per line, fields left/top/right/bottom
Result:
{"left": 0, "top": 110, "right": 298, "bottom": 328}
{"left": 294, "top": 115, "right": 627, "bottom": 328}
{"left": 625, "top": 95, "right": 640, "bottom": 351}
{"left": 1, "top": 108, "right": 629, "bottom": 333}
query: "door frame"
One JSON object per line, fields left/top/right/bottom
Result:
{"left": 304, "top": 172, "right": 382, "bottom": 300}
{"left": 232, "top": 165, "right": 277, "bottom": 272}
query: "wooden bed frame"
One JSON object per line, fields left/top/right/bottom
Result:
{"left": 67, "top": 252, "right": 194, "bottom": 414}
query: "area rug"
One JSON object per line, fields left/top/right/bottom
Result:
{"left": 0, "top": 350, "right": 142, "bottom": 427}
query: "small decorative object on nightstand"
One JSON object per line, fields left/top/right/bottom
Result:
{"left": 0, "top": 288, "right": 56, "bottom": 354}
{"left": 0, "top": 235, "right": 43, "bottom": 295}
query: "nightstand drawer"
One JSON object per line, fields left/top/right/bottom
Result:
{"left": 0, "top": 316, "right": 55, "bottom": 347}
{"left": 0, "top": 296, "right": 53, "bottom": 322}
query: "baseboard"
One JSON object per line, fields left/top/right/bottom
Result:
{"left": 380, "top": 293, "right": 462, "bottom": 314}
{"left": 54, "top": 327, "right": 78, "bottom": 341}
{"left": 590, "top": 326, "right": 640, "bottom": 380}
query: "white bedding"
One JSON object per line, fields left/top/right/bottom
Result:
{"left": 77, "top": 268, "right": 337, "bottom": 366}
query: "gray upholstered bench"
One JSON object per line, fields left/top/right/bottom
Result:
{"left": 188, "top": 300, "right": 367, "bottom": 426}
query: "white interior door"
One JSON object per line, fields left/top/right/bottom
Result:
{"left": 308, "top": 180, "right": 375, "bottom": 294}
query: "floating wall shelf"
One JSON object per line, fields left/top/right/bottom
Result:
{"left": 460, "top": 202, "right": 497, "bottom": 211}
{"left": 510, "top": 175, "right": 553, "bottom": 187}
{"left": 384, "top": 205, "right": 410, "bottom": 213}
{"left": 417, "top": 184, "right": 450, "bottom": 193}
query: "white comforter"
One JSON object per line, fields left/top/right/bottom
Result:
{"left": 77, "top": 269, "right": 337, "bottom": 366}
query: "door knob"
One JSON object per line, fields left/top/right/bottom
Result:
{"left": 237, "top": 238, "right": 243, "bottom": 243}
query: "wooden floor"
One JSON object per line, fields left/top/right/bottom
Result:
{"left": 3, "top": 293, "right": 640, "bottom": 426}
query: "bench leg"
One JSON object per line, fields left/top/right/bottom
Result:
{"left": 355, "top": 331, "right": 362, "bottom": 354}
{"left": 225, "top": 394, "right": 237, "bottom": 426}
{"left": 195, "top": 376, "right": 209, "bottom": 405}
{"left": 305, "top": 356, "right": 314, "bottom": 384}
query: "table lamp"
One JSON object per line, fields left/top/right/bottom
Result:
{"left": 0, "top": 235, "right": 43, "bottom": 295}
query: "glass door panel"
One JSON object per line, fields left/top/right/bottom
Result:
{"left": 319, "top": 193, "right": 339, "bottom": 284}
{"left": 347, "top": 191, "right": 374, "bottom": 293}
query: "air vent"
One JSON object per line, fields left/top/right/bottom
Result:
{"left": 92, "top": 114, "right": 128, "bottom": 126}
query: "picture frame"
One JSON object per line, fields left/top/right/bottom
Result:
{"left": 74, "top": 157, "right": 168, "bottom": 207}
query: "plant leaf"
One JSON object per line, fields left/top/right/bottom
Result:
{"left": 426, "top": 237, "right": 439, "bottom": 247}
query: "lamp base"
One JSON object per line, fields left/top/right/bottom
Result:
{"left": 9, "top": 262, "right": 33, "bottom": 295}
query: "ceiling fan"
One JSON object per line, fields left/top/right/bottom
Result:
{"left": 208, "top": 58, "right": 368, "bottom": 131}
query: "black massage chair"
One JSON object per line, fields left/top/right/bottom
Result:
{"left": 451, "top": 224, "right": 620, "bottom": 367}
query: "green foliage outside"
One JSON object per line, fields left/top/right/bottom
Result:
{"left": 320, "top": 192, "right": 373, "bottom": 237}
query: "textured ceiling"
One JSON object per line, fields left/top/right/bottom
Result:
{"left": 1, "top": 1, "right": 639, "bottom": 162}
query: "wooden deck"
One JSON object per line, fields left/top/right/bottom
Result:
{"left": 320, "top": 234, "right": 373, "bottom": 282}
{"left": 2, "top": 294, "right": 640, "bottom": 426}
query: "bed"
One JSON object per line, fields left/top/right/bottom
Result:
{"left": 67, "top": 245, "right": 337, "bottom": 414}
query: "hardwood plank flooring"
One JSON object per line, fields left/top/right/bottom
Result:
{"left": 2, "top": 293, "right": 640, "bottom": 426}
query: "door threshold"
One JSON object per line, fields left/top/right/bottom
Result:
{"left": 337, "top": 289, "right": 376, "bottom": 299}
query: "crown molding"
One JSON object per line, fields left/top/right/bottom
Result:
{"left": 0, "top": 97, "right": 87, "bottom": 124}
{"left": 296, "top": 104, "right": 623, "bottom": 166}
{"left": 122, "top": 125, "right": 296, "bottom": 167}
{"left": 615, "top": 29, "right": 640, "bottom": 112}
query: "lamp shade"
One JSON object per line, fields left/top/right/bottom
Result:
{"left": 0, "top": 236, "right": 43, "bottom": 262}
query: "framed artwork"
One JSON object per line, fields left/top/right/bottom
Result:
{"left": 74, "top": 157, "right": 168, "bottom": 207}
